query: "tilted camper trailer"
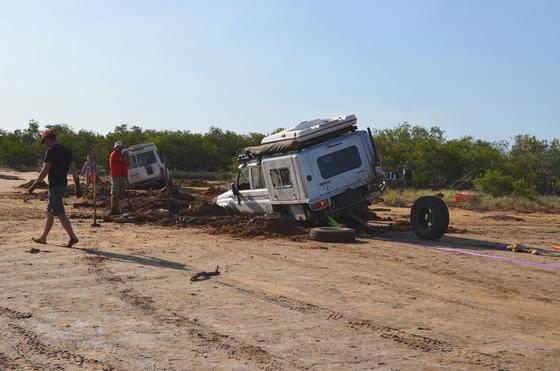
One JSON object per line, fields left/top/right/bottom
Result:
{"left": 215, "top": 114, "right": 449, "bottom": 240}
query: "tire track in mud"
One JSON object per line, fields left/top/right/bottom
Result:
{"left": 216, "top": 280, "right": 509, "bottom": 370}
{"left": 0, "top": 306, "right": 32, "bottom": 320}
{"left": 217, "top": 280, "right": 453, "bottom": 353}
{"left": 82, "top": 253, "right": 507, "bottom": 370}
{"left": 83, "top": 254, "right": 301, "bottom": 370}
{"left": 214, "top": 240, "right": 552, "bottom": 367}
{"left": 202, "top": 246, "right": 461, "bottom": 355}
{"left": 0, "top": 306, "right": 112, "bottom": 371}
{"left": 0, "top": 350, "right": 21, "bottom": 371}
{"left": 5, "top": 322, "right": 113, "bottom": 371}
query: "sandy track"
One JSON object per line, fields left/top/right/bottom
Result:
{"left": 1, "top": 171, "right": 559, "bottom": 370}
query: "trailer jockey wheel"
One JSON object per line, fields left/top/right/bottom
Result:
{"left": 410, "top": 196, "right": 449, "bottom": 240}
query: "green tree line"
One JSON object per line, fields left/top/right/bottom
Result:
{"left": 373, "top": 123, "right": 559, "bottom": 197}
{"left": 0, "top": 120, "right": 264, "bottom": 173}
{"left": 1, "top": 120, "right": 558, "bottom": 197}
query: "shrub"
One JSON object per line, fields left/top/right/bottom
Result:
{"left": 474, "top": 170, "right": 514, "bottom": 197}
{"left": 512, "top": 179, "right": 537, "bottom": 200}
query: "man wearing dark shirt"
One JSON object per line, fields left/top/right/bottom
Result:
{"left": 28, "top": 129, "right": 82, "bottom": 247}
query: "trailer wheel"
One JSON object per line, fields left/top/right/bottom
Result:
{"left": 410, "top": 196, "right": 449, "bottom": 240}
{"left": 309, "top": 227, "right": 356, "bottom": 243}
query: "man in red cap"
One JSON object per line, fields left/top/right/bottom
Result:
{"left": 28, "top": 129, "right": 82, "bottom": 247}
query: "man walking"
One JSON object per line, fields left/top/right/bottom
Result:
{"left": 28, "top": 129, "right": 82, "bottom": 247}
{"left": 109, "top": 141, "right": 129, "bottom": 215}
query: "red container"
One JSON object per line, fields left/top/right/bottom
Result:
{"left": 455, "top": 193, "right": 479, "bottom": 204}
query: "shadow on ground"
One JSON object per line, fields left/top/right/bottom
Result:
{"left": 361, "top": 228, "right": 560, "bottom": 257}
{"left": 77, "top": 247, "right": 192, "bottom": 270}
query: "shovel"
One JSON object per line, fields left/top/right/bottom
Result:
{"left": 91, "top": 171, "right": 100, "bottom": 227}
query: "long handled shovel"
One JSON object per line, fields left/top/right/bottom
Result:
{"left": 91, "top": 171, "right": 100, "bottom": 227}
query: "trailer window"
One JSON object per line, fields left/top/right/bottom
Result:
{"left": 250, "top": 166, "right": 265, "bottom": 189}
{"left": 317, "top": 146, "right": 362, "bottom": 179}
{"left": 270, "top": 168, "right": 292, "bottom": 188}
{"left": 136, "top": 151, "right": 158, "bottom": 167}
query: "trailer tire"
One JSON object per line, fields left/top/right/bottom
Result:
{"left": 309, "top": 227, "right": 356, "bottom": 243}
{"left": 410, "top": 196, "right": 449, "bottom": 240}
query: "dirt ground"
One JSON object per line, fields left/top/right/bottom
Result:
{"left": 1, "top": 170, "right": 559, "bottom": 370}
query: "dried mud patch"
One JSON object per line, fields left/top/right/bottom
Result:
{"left": 380, "top": 219, "right": 411, "bottom": 232}
{"left": 104, "top": 185, "right": 307, "bottom": 238}
{"left": 0, "top": 174, "right": 23, "bottom": 181}
{"left": 447, "top": 226, "right": 469, "bottom": 234}
{"left": 482, "top": 214, "right": 525, "bottom": 222}
{"left": 17, "top": 180, "right": 48, "bottom": 189}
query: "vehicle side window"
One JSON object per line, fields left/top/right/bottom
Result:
{"left": 317, "top": 146, "right": 362, "bottom": 179}
{"left": 270, "top": 168, "right": 292, "bottom": 188}
{"left": 250, "top": 166, "right": 265, "bottom": 189}
{"left": 237, "top": 167, "right": 251, "bottom": 190}
{"left": 136, "top": 151, "right": 158, "bottom": 167}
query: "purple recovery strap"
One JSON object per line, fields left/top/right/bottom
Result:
{"left": 420, "top": 245, "right": 560, "bottom": 270}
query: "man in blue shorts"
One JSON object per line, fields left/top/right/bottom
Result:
{"left": 28, "top": 129, "right": 83, "bottom": 247}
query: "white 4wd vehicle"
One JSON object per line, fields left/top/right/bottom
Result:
{"left": 124, "top": 143, "right": 169, "bottom": 188}
{"left": 216, "top": 114, "right": 449, "bottom": 240}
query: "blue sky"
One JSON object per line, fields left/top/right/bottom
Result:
{"left": 0, "top": 0, "right": 558, "bottom": 140}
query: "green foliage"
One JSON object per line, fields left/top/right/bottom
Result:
{"left": 373, "top": 123, "right": 507, "bottom": 188}
{"left": 0, "top": 121, "right": 264, "bottom": 174}
{"left": 374, "top": 123, "right": 558, "bottom": 195}
{"left": 512, "top": 179, "right": 537, "bottom": 200}
{"left": 507, "top": 135, "right": 559, "bottom": 194}
{"left": 0, "top": 121, "right": 43, "bottom": 168}
{"left": 1, "top": 120, "right": 558, "bottom": 197}
{"left": 474, "top": 170, "right": 514, "bottom": 197}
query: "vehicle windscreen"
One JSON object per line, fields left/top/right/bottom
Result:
{"left": 136, "top": 151, "right": 158, "bottom": 167}
{"left": 237, "top": 167, "right": 250, "bottom": 190}
{"left": 128, "top": 155, "right": 139, "bottom": 169}
{"left": 317, "top": 146, "right": 362, "bottom": 179}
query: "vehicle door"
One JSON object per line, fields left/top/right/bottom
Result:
{"left": 314, "top": 137, "right": 370, "bottom": 194}
{"left": 233, "top": 165, "right": 272, "bottom": 214}
{"left": 263, "top": 158, "right": 301, "bottom": 202}
{"left": 127, "top": 153, "right": 141, "bottom": 184}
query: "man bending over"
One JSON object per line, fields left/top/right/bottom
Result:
{"left": 28, "top": 129, "right": 82, "bottom": 247}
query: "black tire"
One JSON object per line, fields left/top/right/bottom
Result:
{"left": 410, "top": 196, "right": 449, "bottom": 240}
{"left": 309, "top": 227, "right": 356, "bottom": 243}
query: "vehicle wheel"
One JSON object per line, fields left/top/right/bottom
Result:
{"left": 410, "top": 196, "right": 449, "bottom": 240}
{"left": 309, "top": 227, "right": 356, "bottom": 243}
{"left": 351, "top": 203, "right": 371, "bottom": 220}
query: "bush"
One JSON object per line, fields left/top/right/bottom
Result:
{"left": 474, "top": 170, "right": 514, "bottom": 197}
{"left": 512, "top": 179, "right": 537, "bottom": 200}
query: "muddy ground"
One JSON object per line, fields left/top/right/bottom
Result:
{"left": 1, "top": 170, "right": 559, "bottom": 370}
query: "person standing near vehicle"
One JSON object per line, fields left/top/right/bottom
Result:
{"left": 81, "top": 155, "right": 96, "bottom": 195}
{"left": 109, "top": 141, "right": 130, "bottom": 215}
{"left": 28, "top": 129, "right": 82, "bottom": 247}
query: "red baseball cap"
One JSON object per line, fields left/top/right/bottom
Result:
{"left": 41, "top": 129, "right": 55, "bottom": 143}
